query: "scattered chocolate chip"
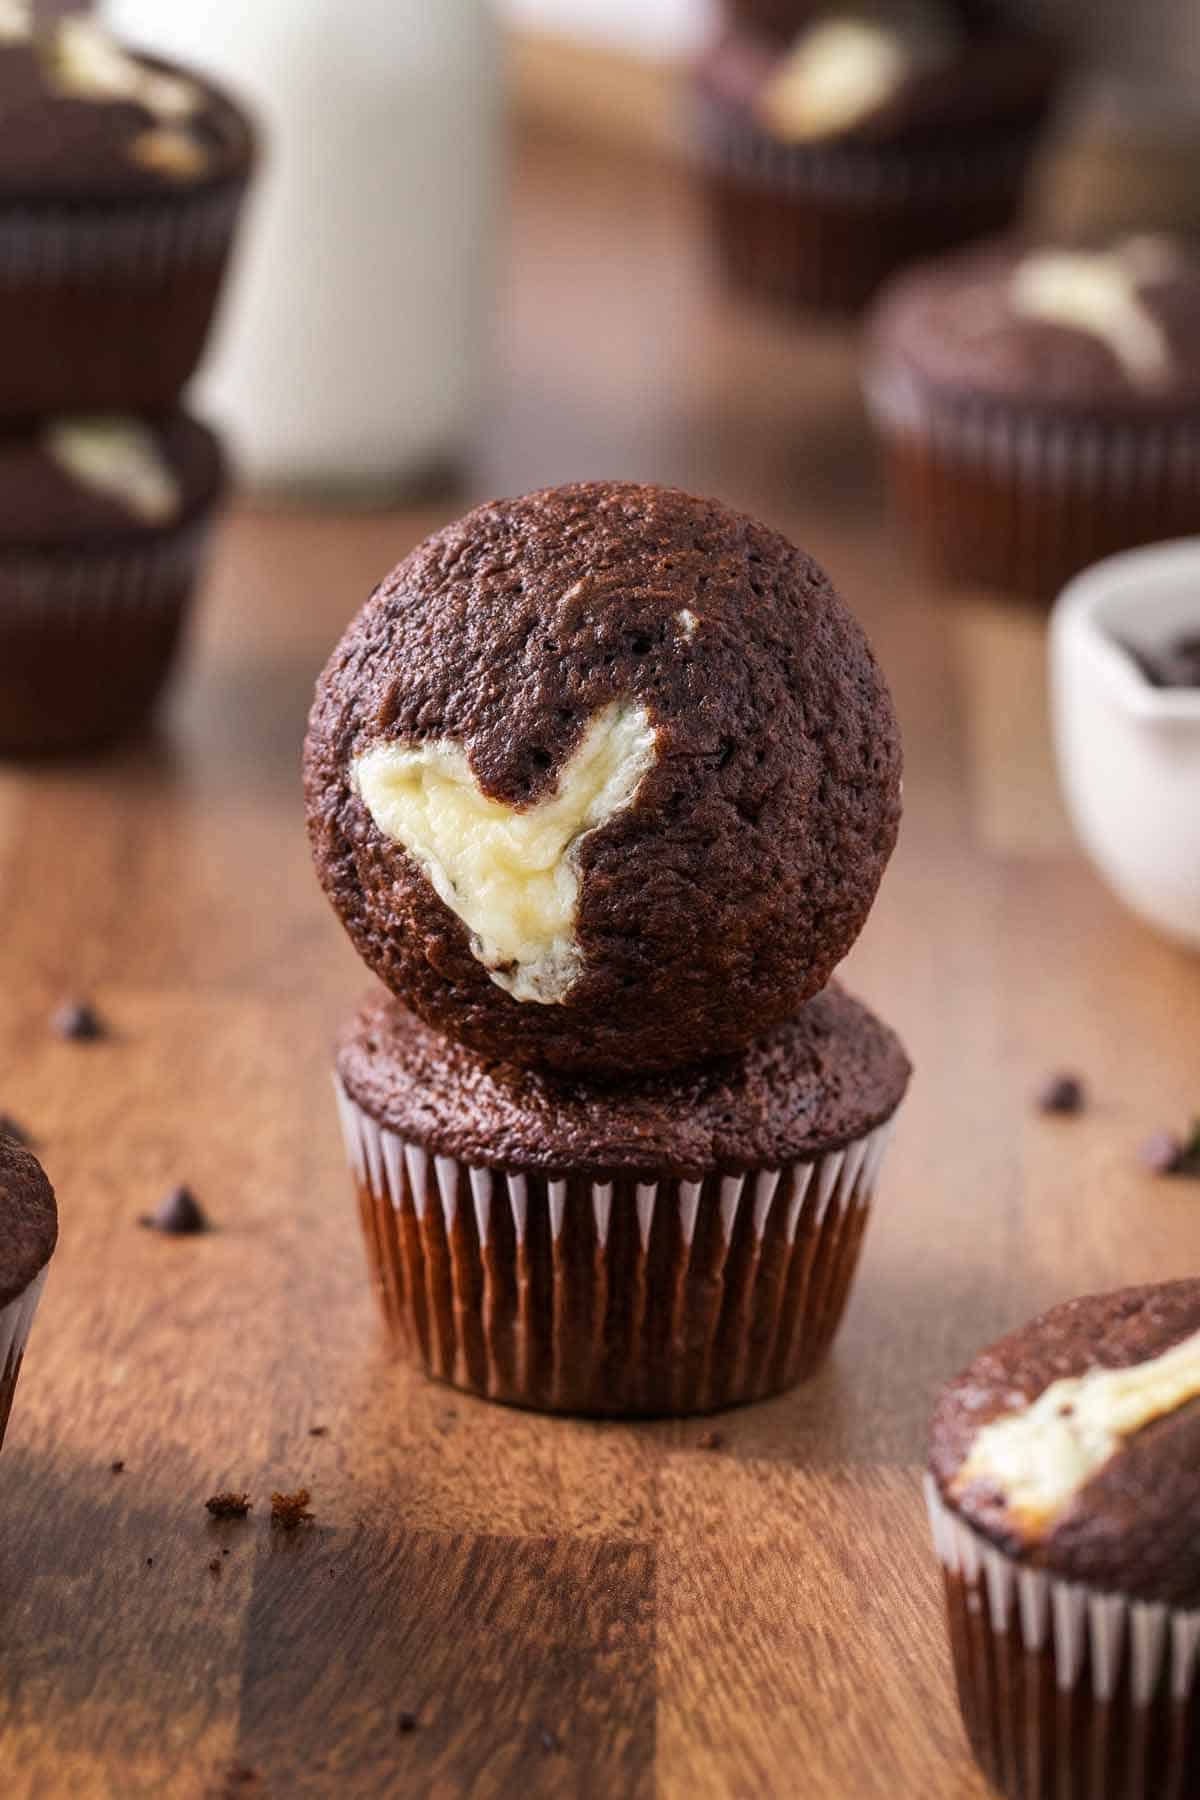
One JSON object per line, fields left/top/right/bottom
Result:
{"left": 308, "top": 1425, "right": 328, "bottom": 1438}
{"left": 0, "top": 1113, "right": 33, "bottom": 1149}
{"left": 206, "top": 1492, "right": 252, "bottom": 1520}
{"left": 111, "top": 1459, "right": 125, "bottom": 1474}
{"left": 539, "top": 1727, "right": 563, "bottom": 1754}
{"left": 208, "top": 1557, "right": 222, "bottom": 1577}
{"left": 51, "top": 999, "right": 106, "bottom": 1042}
{"left": 1036, "top": 1072, "right": 1085, "bottom": 1116}
{"left": 397, "top": 1712, "right": 419, "bottom": 1735}
{"left": 146, "top": 1556, "right": 154, "bottom": 1566}
{"left": 141, "top": 1185, "right": 210, "bottom": 1235}
{"left": 270, "top": 1487, "right": 313, "bottom": 1530}
{"left": 1140, "top": 1130, "right": 1186, "bottom": 1175}
{"left": 697, "top": 1429, "right": 726, "bottom": 1451}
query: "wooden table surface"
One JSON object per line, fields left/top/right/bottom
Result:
{"left": 1, "top": 128, "right": 1197, "bottom": 1800}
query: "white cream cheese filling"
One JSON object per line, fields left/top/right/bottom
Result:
{"left": 756, "top": 15, "right": 950, "bottom": 143}
{"left": 953, "top": 1325, "right": 1200, "bottom": 1534}
{"left": 47, "top": 17, "right": 200, "bottom": 121}
{"left": 354, "top": 700, "right": 658, "bottom": 1004}
{"left": 1010, "top": 238, "right": 1180, "bottom": 387}
{"left": 44, "top": 419, "right": 181, "bottom": 526}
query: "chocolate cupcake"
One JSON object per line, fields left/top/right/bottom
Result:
{"left": 865, "top": 233, "right": 1200, "bottom": 599}
{"left": 0, "top": 12, "right": 254, "bottom": 418}
{"left": 305, "top": 481, "right": 902, "bottom": 1077}
{"left": 927, "top": 1282, "right": 1200, "bottom": 1799}
{"left": 690, "top": 6, "right": 1061, "bottom": 313}
{"left": 0, "top": 1140, "right": 57, "bottom": 1449}
{"left": 0, "top": 410, "right": 226, "bottom": 752}
{"left": 335, "top": 982, "right": 909, "bottom": 1415}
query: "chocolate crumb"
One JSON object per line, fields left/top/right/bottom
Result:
{"left": 1036, "top": 1072, "right": 1085, "bottom": 1115}
{"left": 141, "top": 1185, "right": 210, "bottom": 1235}
{"left": 111, "top": 1459, "right": 125, "bottom": 1474}
{"left": 397, "top": 1711, "right": 419, "bottom": 1735}
{"left": 539, "top": 1727, "right": 563, "bottom": 1753}
{"left": 270, "top": 1488, "right": 313, "bottom": 1530}
{"left": 51, "top": 999, "right": 106, "bottom": 1042}
{"left": 0, "top": 1113, "right": 33, "bottom": 1149}
{"left": 697, "top": 1429, "right": 726, "bottom": 1451}
{"left": 146, "top": 1556, "right": 154, "bottom": 1566}
{"left": 1138, "top": 1126, "right": 1200, "bottom": 1177}
{"left": 206, "top": 1492, "right": 252, "bottom": 1520}
{"left": 208, "top": 1557, "right": 222, "bottom": 1576}
{"left": 308, "top": 1425, "right": 328, "bottom": 1438}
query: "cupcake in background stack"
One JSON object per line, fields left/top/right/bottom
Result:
{"left": 0, "top": 9, "right": 253, "bottom": 751}
{"left": 689, "top": 0, "right": 1063, "bottom": 313}
{"left": 306, "top": 481, "right": 911, "bottom": 1415}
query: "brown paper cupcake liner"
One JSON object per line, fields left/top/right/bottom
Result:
{"left": 334, "top": 1076, "right": 899, "bottom": 1417}
{"left": 0, "top": 181, "right": 246, "bottom": 417}
{"left": 865, "top": 365, "right": 1200, "bottom": 599}
{"left": 0, "top": 1270, "right": 48, "bottom": 1450}
{"left": 926, "top": 1477, "right": 1200, "bottom": 1800}
{"left": 690, "top": 86, "right": 1034, "bottom": 311}
{"left": 0, "top": 517, "right": 216, "bottom": 753}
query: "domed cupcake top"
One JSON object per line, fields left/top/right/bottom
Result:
{"left": 930, "top": 1281, "right": 1200, "bottom": 1605}
{"left": 305, "top": 482, "right": 903, "bottom": 1076}
{"left": 867, "top": 234, "right": 1200, "bottom": 412}
{"left": 0, "top": 412, "right": 224, "bottom": 551}
{"left": 0, "top": 1139, "right": 57, "bottom": 1307}
{"left": 0, "top": 14, "right": 253, "bottom": 202}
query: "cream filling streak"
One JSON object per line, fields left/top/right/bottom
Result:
{"left": 953, "top": 1325, "right": 1200, "bottom": 1534}
{"left": 355, "top": 701, "right": 658, "bottom": 1005}
{"left": 44, "top": 419, "right": 181, "bottom": 526}
{"left": 1010, "top": 239, "right": 1180, "bottom": 387}
{"left": 757, "top": 15, "right": 950, "bottom": 143}
{"left": 48, "top": 17, "right": 200, "bottom": 119}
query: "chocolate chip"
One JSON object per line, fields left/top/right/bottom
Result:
{"left": 111, "top": 1459, "right": 125, "bottom": 1474}
{"left": 205, "top": 1492, "right": 252, "bottom": 1520}
{"left": 0, "top": 1114, "right": 33, "bottom": 1149}
{"left": 1036, "top": 1073, "right": 1085, "bottom": 1115}
{"left": 308, "top": 1425, "right": 328, "bottom": 1438}
{"left": 397, "top": 1712, "right": 419, "bottom": 1735}
{"left": 1139, "top": 1131, "right": 1185, "bottom": 1175}
{"left": 51, "top": 999, "right": 106, "bottom": 1042}
{"left": 208, "top": 1557, "right": 222, "bottom": 1577}
{"left": 140, "top": 1185, "right": 210, "bottom": 1235}
{"left": 697, "top": 1429, "right": 726, "bottom": 1451}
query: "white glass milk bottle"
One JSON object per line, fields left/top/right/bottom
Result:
{"left": 105, "top": 0, "right": 503, "bottom": 498}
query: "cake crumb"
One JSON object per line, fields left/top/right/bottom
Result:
{"left": 397, "top": 1711, "right": 419, "bottom": 1735}
{"left": 208, "top": 1557, "right": 222, "bottom": 1577}
{"left": 206, "top": 1491, "right": 252, "bottom": 1520}
{"left": 111, "top": 1459, "right": 125, "bottom": 1474}
{"left": 697, "top": 1429, "right": 726, "bottom": 1451}
{"left": 1035, "top": 1072, "right": 1085, "bottom": 1115}
{"left": 308, "top": 1425, "right": 328, "bottom": 1437}
{"left": 51, "top": 999, "right": 106, "bottom": 1042}
{"left": 141, "top": 1184, "right": 211, "bottom": 1235}
{"left": 539, "top": 1726, "right": 563, "bottom": 1753}
{"left": 271, "top": 1487, "right": 313, "bottom": 1530}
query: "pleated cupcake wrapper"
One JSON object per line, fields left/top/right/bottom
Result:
{"left": 689, "top": 87, "right": 1031, "bottom": 206}
{"left": 0, "top": 183, "right": 244, "bottom": 284}
{"left": 0, "top": 1268, "right": 48, "bottom": 1450}
{"left": 0, "top": 518, "right": 211, "bottom": 616}
{"left": 334, "top": 1076, "right": 899, "bottom": 1416}
{"left": 865, "top": 365, "right": 1200, "bottom": 597}
{"left": 926, "top": 1476, "right": 1200, "bottom": 1798}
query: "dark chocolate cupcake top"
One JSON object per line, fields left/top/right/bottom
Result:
{"left": 930, "top": 1281, "right": 1200, "bottom": 1606}
{"left": 0, "top": 1139, "right": 57, "bottom": 1307}
{"left": 867, "top": 234, "right": 1200, "bottom": 415}
{"left": 337, "top": 983, "right": 911, "bottom": 1178}
{"left": 0, "top": 412, "right": 225, "bottom": 551}
{"left": 0, "top": 13, "right": 253, "bottom": 203}
{"left": 698, "top": 5, "right": 1058, "bottom": 148}
{"left": 305, "top": 481, "right": 903, "bottom": 1076}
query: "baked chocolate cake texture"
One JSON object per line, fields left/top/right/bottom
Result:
{"left": 928, "top": 1282, "right": 1200, "bottom": 1797}
{"left": 0, "top": 1138, "right": 57, "bottom": 1449}
{"left": 310, "top": 481, "right": 910, "bottom": 1415}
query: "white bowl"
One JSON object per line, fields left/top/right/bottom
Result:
{"left": 1051, "top": 538, "right": 1200, "bottom": 951}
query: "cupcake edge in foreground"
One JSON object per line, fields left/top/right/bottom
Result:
{"left": 0, "top": 14, "right": 255, "bottom": 417}
{"left": 0, "top": 411, "right": 227, "bottom": 753}
{"left": 927, "top": 1281, "right": 1200, "bottom": 1798}
{"left": 334, "top": 983, "right": 910, "bottom": 1416}
{"left": 0, "top": 1140, "right": 57, "bottom": 1449}
{"left": 864, "top": 231, "right": 1200, "bottom": 599}
{"left": 689, "top": 8, "right": 1061, "bottom": 314}
{"left": 304, "top": 480, "right": 902, "bottom": 1077}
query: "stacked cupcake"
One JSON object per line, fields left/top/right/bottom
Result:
{"left": 690, "top": 0, "right": 1062, "bottom": 313}
{"left": 306, "top": 481, "right": 911, "bottom": 1416}
{"left": 0, "top": 10, "right": 254, "bottom": 752}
